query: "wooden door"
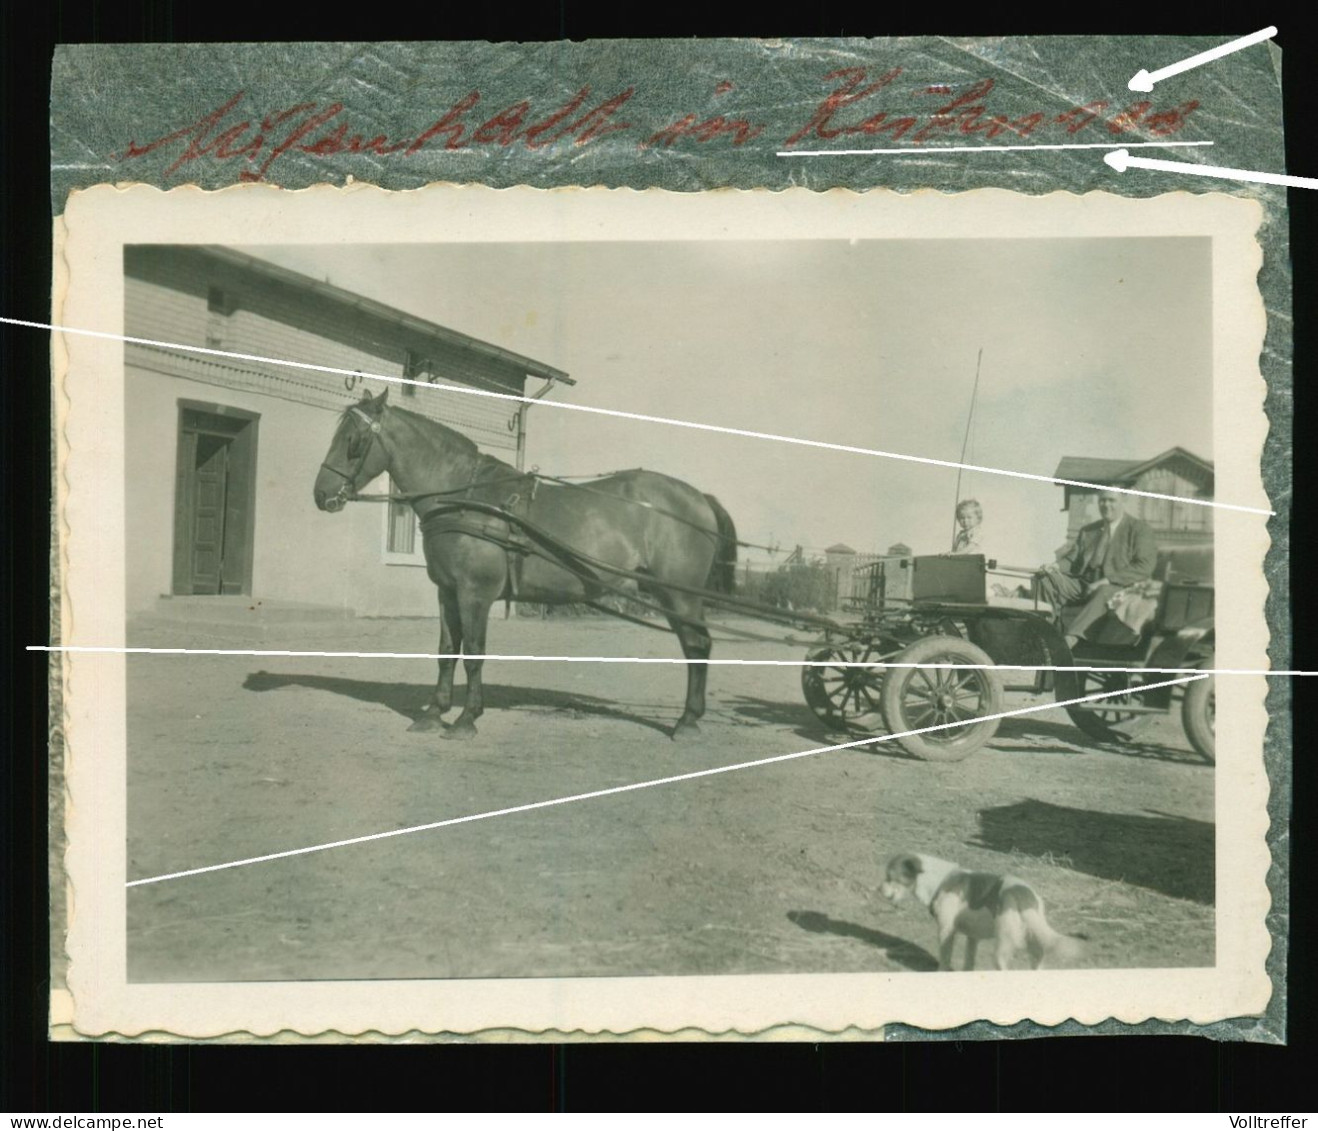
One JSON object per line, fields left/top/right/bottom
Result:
{"left": 190, "top": 433, "right": 231, "bottom": 594}
{"left": 172, "top": 404, "right": 260, "bottom": 597}
{"left": 219, "top": 422, "right": 256, "bottom": 595}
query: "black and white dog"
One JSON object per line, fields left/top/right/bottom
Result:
{"left": 881, "top": 853, "right": 1087, "bottom": 971}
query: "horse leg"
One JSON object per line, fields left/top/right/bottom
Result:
{"left": 410, "top": 590, "right": 461, "bottom": 733}
{"left": 667, "top": 599, "right": 712, "bottom": 742}
{"left": 441, "top": 593, "right": 493, "bottom": 741}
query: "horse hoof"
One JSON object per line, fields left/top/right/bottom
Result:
{"left": 440, "top": 721, "right": 478, "bottom": 742}
{"left": 671, "top": 720, "right": 702, "bottom": 742}
{"left": 408, "top": 712, "right": 445, "bottom": 733}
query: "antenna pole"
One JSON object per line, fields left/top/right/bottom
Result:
{"left": 952, "top": 348, "right": 984, "bottom": 549}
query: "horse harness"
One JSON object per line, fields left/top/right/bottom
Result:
{"left": 318, "top": 405, "right": 386, "bottom": 507}
{"left": 417, "top": 454, "right": 547, "bottom": 600}
{"left": 330, "top": 406, "right": 733, "bottom": 601}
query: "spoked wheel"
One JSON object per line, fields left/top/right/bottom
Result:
{"left": 1065, "top": 668, "right": 1157, "bottom": 745}
{"left": 879, "top": 635, "right": 1004, "bottom": 762}
{"left": 1182, "top": 653, "right": 1215, "bottom": 763}
{"left": 802, "top": 637, "right": 901, "bottom": 732}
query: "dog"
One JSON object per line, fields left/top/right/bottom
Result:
{"left": 880, "top": 853, "right": 1087, "bottom": 971}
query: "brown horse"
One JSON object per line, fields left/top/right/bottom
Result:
{"left": 313, "top": 390, "right": 738, "bottom": 741}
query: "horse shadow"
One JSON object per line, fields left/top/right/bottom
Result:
{"left": 716, "top": 692, "right": 816, "bottom": 734}
{"left": 241, "top": 671, "right": 672, "bottom": 737}
{"left": 972, "top": 798, "right": 1215, "bottom": 904}
{"left": 786, "top": 910, "right": 939, "bottom": 972}
{"left": 715, "top": 694, "right": 922, "bottom": 760}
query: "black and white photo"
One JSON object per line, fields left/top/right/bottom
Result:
{"left": 54, "top": 184, "right": 1271, "bottom": 1037}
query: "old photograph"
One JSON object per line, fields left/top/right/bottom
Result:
{"left": 55, "top": 185, "right": 1271, "bottom": 1037}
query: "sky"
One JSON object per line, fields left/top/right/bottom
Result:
{"left": 239, "top": 238, "right": 1212, "bottom": 567}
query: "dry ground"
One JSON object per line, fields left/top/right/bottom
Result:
{"left": 124, "top": 613, "right": 1214, "bottom": 982}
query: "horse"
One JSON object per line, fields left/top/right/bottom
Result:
{"left": 313, "top": 389, "right": 738, "bottom": 741}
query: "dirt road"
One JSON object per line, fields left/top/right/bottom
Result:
{"left": 125, "top": 614, "right": 1214, "bottom": 982}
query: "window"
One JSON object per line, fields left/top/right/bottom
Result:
{"left": 1170, "top": 500, "right": 1213, "bottom": 532}
{"left": 386, "top": 475, "right": 417, "bottom": 554}
{"left": 205, "top": 287, "right": 237, "bottom": 348}
{"left": 207, "top": 286, "right": 235, "bottom": 314}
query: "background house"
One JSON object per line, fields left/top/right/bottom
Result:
{"left": 797, "top": 446, "right": 1216, "bottom": 616}
{"left": 124, "top": 245, "right": 571, "bottom": 621}
{"left": 1053, "top": 448, "right": 1214, "bottom": 551}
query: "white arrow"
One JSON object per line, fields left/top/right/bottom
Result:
{"left": 1128, "top": 27, "right": 1278, "bottom": 91}
{"left": 1104, "top": 148, "right": 1318, "bottom": 190}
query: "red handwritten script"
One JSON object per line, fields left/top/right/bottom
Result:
{"left": 783, "top": 68, "right": 1199, "bottom": 146}
{"left": 117, "top": 68, "right": 1200, "bottom": 182}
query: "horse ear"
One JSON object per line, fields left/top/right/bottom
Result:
{"left": 358, "top": 388, "right": 388, "bottom": 416}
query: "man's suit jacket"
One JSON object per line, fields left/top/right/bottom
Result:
{"left": 1058, "top": 514, "right": 1158, "bottom": 587}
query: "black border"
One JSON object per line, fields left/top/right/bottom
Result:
{"left": 4, "top": 0, "right": 1314, "bottom": 1113}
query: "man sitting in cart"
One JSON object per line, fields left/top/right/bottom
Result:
{"left": 1037, "top": 489, "right": 1158, "bottom": 649}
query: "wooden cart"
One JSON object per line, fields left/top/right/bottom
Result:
{"left": 800, "top": 551, "right": 1215, "bottom": 763}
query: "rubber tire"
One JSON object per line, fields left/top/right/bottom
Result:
{"left": 801, "top": 639, "right": 890, "bottom": 732}
{"left": 1182, "top": 655, "right": 1215, "bottom": 763}
{"left": 879, "top": 635, "right": 1004, "bottom": 762}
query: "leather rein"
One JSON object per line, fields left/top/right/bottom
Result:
{"left": 327, "top": 405, "right": 732, "bottom": 551}
{"left": 319, "top": 405, "right": 384, "bottom": 508}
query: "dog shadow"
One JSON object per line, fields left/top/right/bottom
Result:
{"left": 787, "top": 910, "right": 940, "bottom": 972}
{"left": 973, "top": 798, "right": 1215, "bottom": 904}
{"left": 241, "top": 671, "right": 671, "bottom": 737}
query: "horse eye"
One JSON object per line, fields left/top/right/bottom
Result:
{"left": 346, "top": 435, "right": 363, "bottom": 459}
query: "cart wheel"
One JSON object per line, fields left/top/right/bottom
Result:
{"left": 879, "top": 636, "right": 1003, "bottom": 762}
{"left": 1182, "top": 655, "right": 1215, "bottom": 763}
{"left": 801, "top": 639, "right": 896, "bottom": 732}
{"left": 1065, "top": 669, "right": 1157, "bottom": 745}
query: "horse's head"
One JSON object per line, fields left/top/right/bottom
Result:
{"left": 314, "top": 389, "right": 392, "bottom": 513}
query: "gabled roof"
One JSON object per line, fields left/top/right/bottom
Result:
{"left": 1052, "top": 456, "right": 1142, "bottom": 483}
{"left": 1053, "top": 447, "right": 1213, "bottom": 487}
{"left": 1122, "top": 446, "right": 1214, "bottom": 482}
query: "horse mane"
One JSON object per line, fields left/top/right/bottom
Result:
{"left": 357, "top": 402, "right": 480, "bottom": 458}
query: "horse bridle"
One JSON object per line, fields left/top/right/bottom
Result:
{"left": 319, "top": 406, "right": 384, "bottom": 508}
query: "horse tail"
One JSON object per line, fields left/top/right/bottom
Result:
{"left": 703, "top": 494, "right": 738, "bottom": 595}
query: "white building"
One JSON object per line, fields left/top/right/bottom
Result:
{"left": 124, "top": 245, "right": 571, "bottom": 620}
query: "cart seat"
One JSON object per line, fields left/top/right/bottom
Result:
{"left": 1062, "top": 546, "right": 1213, "bottom": 645}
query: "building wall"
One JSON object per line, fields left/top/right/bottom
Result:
{"left": 125, "top": 246, "right": 543, "bottom": 397}
{"left": 123, "top": 270, "right": 533, "bottom": 618}
{"left": 126, "top": 364, "right": 440, "bottom": 616}
{"left": 126, "top": 276, "right": 522, "bottom": 455}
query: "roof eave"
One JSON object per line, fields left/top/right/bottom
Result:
{"left": 196, "top": 245, "right": 575, "bottom": 386}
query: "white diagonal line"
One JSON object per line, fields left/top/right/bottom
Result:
{"left": 779, "top": 141, "right": 1214, "bottom": 157}
{"left": 25, "top": 644, "right": 1296, "bottom": 677}
{"left": 7, "top": 316, "right": 1270, "bottom": 515}
{"left": 1135, "top": 27, "right": 1277, "bottom": 88}
{"left": 124, "top": 675, "right": 1204, "bottom": 888}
